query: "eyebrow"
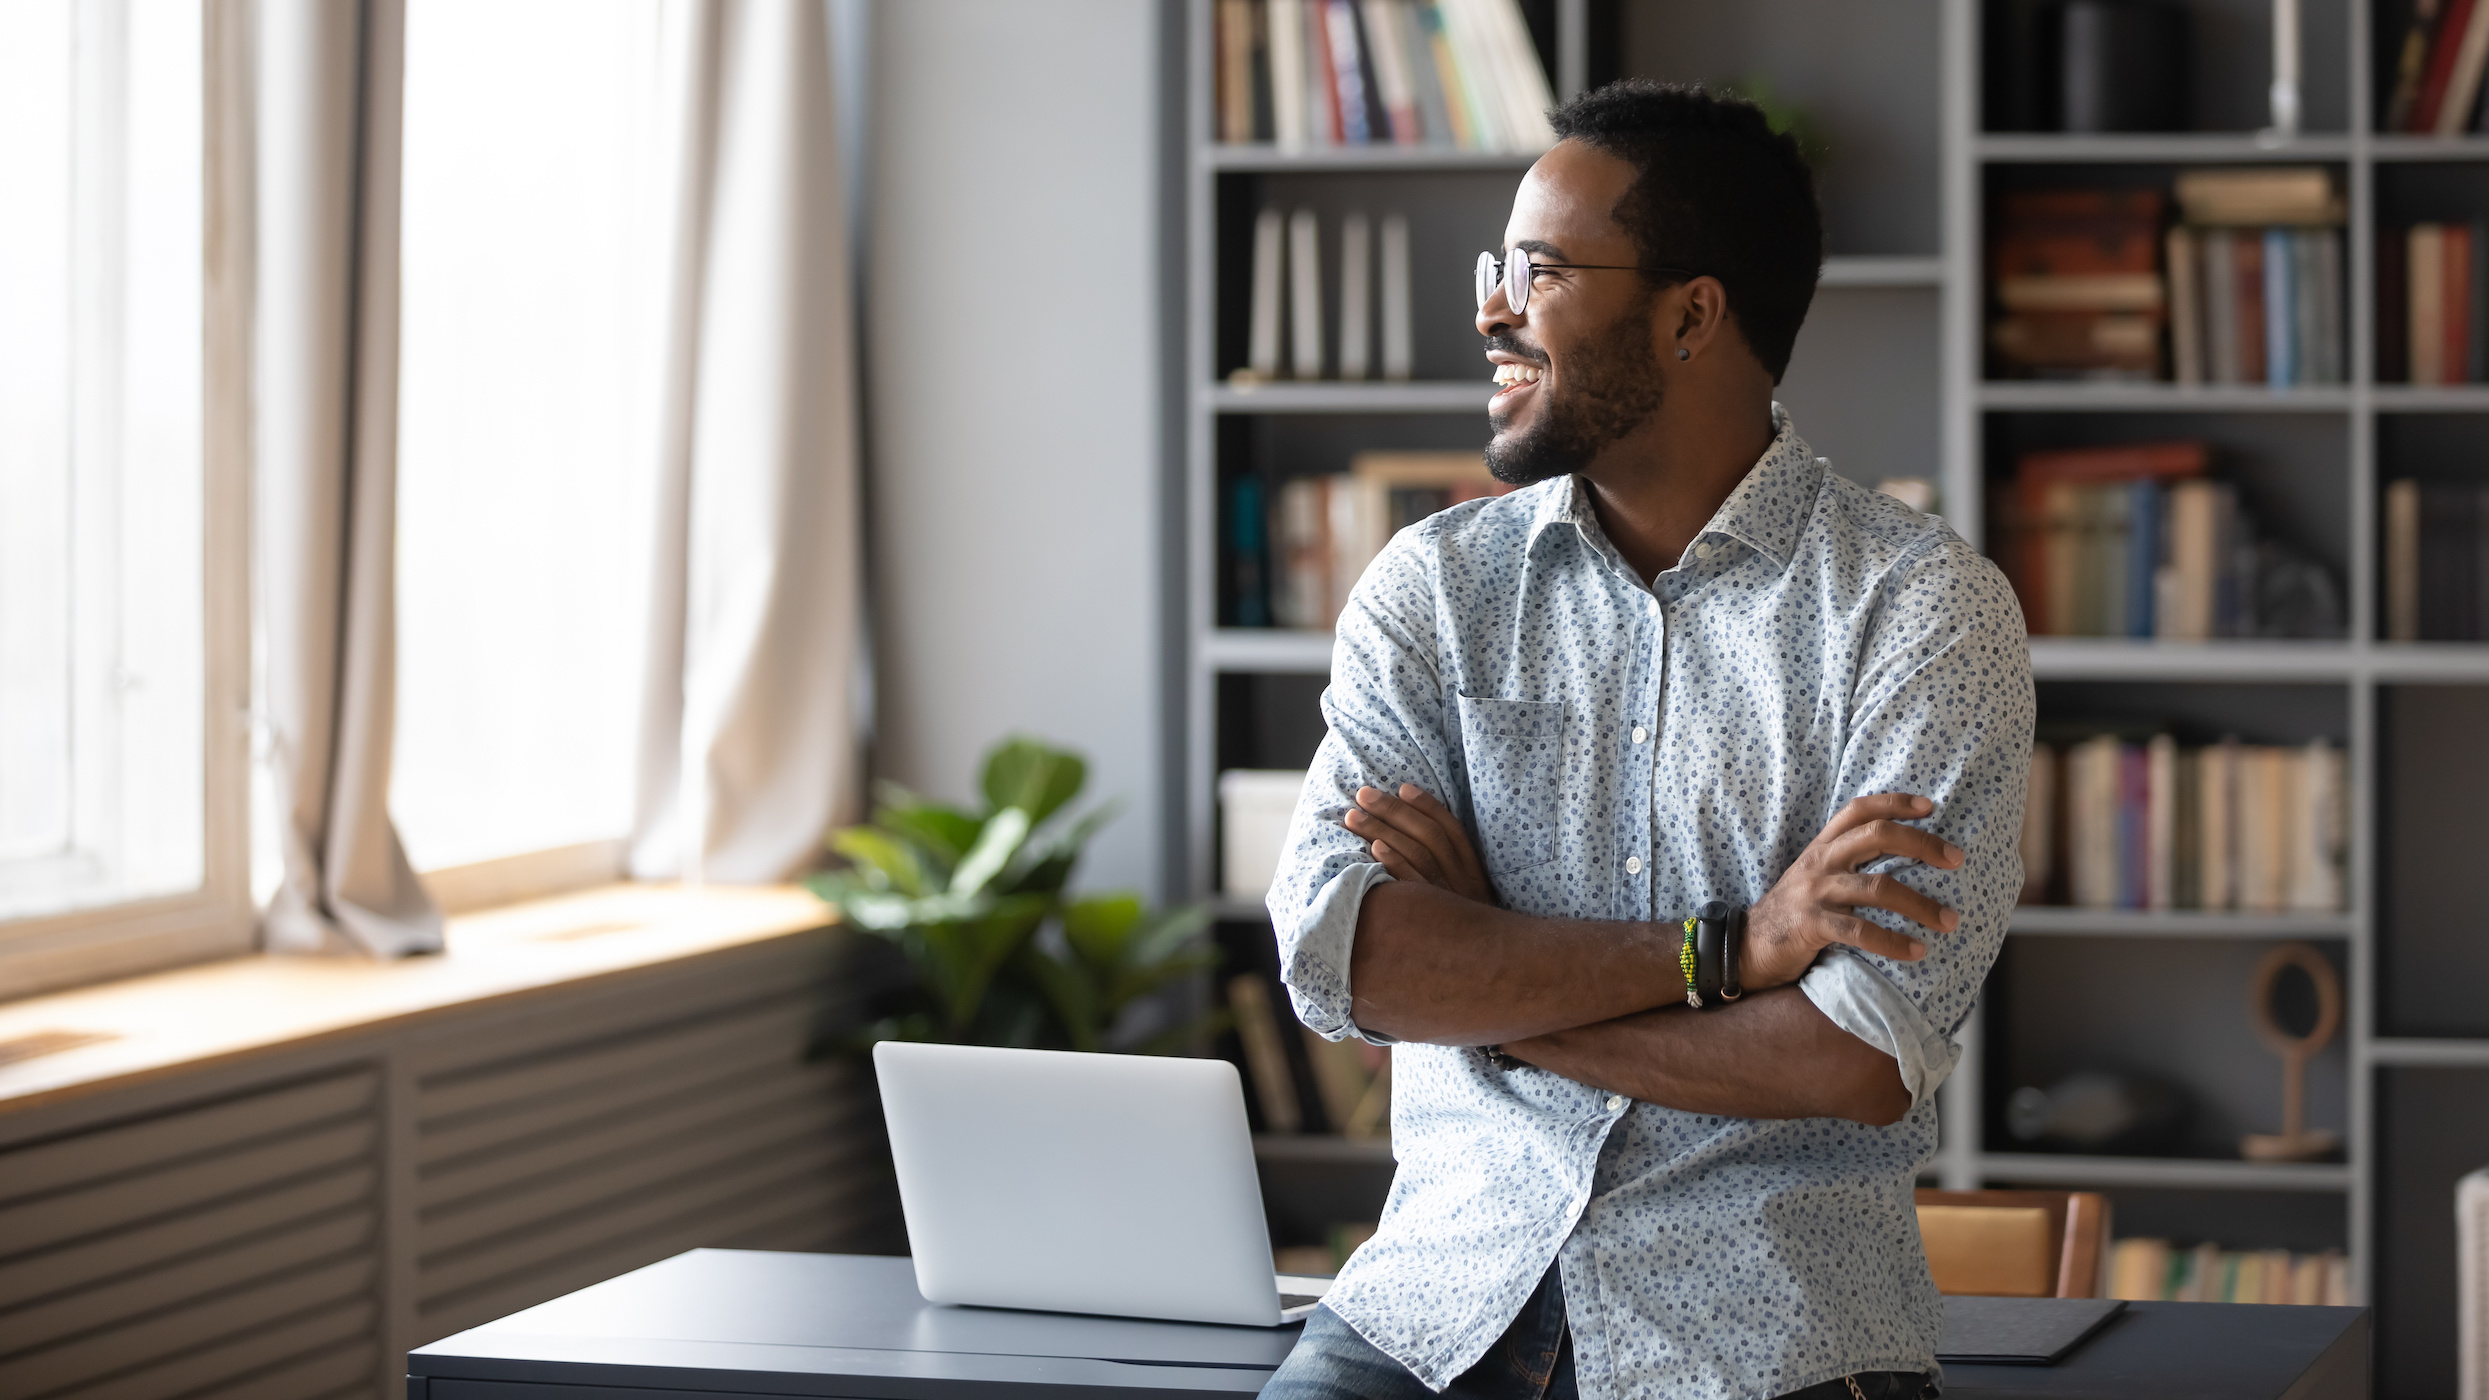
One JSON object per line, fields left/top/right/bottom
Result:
{"left": 1512, "top": 238, "right": 1568, "bottom": 259}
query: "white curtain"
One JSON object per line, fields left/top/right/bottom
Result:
{"left": 630, "top": 0, "right": 866, "bottom": 883}
{"left": 253, "top": 0, "right": 442, "bottom": 957}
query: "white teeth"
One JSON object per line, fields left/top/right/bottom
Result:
{"left": 1492, "top": 363, "right": 1544, "bottom": 386}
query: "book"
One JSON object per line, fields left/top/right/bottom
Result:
{"left": 2386, "top": 477, "right": 2420, "bottom": 641}
{"left": 1226, "top": 973, "right": 1302, "bottom": 1133}
{"left": 1378, "top": 212, "right": 1412, "bottom": 380}
{"left": 2438, "top": 0, "right": 2489, "bottom": 134}
{"left": 2145, "top": 733, "right": 2177, "bottom": 908}
{"left": 2264, "top": 227, "right": 2294, "bottom": 386}
{"left": 2167, "top": 227, "right": 2204, "bottom": 384}
{"left": 2414, "top": 0, "right": 2481, "bottom": 129}
{"left": 2413, "top": 223, "right": 2448, "bottom": 384}
{"left": 1306, "top": 0, "right": 1343, "bottom": 143}
{"left": 1397, "top": 1, "right": 1454, "bottom": 144}
{"left": 1247, "top": 207, "right": 1285, "bottom": 381}
{"left": 1217, "top": 0, "right": 1257, "bottom": 143}
{"left": 1266, "top": 456, "right": 1511, "bottom": 629}
{"left": 1274, "top": 476, "right": 1328, "bottom": 628}
{"left": 1363, "top": 0, "right": 1420, "bottom": 143}
{"left": 2205, "top": 229, "right": 2240, "bottom": 382}
{"left": 1323, "top": 0, "right": 1371, "bottom": 144}
{"left": 1229, "top": 475, "right": 1271, "bottom": 627}
{"left": 1288, "top": 208, "right": 1324, "bottom": 379}
{"left": 2200, "top": 738, "right": 2237, "bottom": 911}
{"left": 1269, "top": 0, "right": 1309, "bottom": 149}
{"left": 2070, "top": 735, "right": 2122, "bottom": 908}
{"left": 1418, "top": 1, "right": 1477, "bottom": 149}
{"left": 2293, "top": 739, "right": 2345, "bottom": 913}
{"left": 2161, "top": 478, "right": 2223, "bottom": 641}
{"left": 1337, "top": 210, "right": 1371, "bottom": 380}
{"left": 2235, "top": 231, "right": 2267, "bottom": 384}
{"left": 2386, "top": 0, "right": 2447, "bottom": 131}
{"left": 2173, "top": 167, "right": 2344, "bottom": 225}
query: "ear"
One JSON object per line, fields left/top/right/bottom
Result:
{"left": 1671, "top": 276, "right": 1733, "bottom": 363}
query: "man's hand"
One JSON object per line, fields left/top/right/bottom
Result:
{"left": 1341, "top": 784, "right": 1497, "bottom": 905}
{"left": 1741, "top": 793, "right": 1961, "bottom": 990}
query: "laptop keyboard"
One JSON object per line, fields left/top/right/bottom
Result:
{"left": 1280, "top": 1294, "right": 1321, "bottom": 1309}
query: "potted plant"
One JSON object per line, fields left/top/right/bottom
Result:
{"left": 807, "top": 737, "right": 1221, "bottom": 1054}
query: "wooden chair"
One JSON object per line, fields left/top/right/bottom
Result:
{"left": 1914, "top": 1188, "right": 2113, "bottom": 1299}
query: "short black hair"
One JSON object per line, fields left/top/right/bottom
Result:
{"left": 1547, "top": 80, "right": 1823, "bottom": 383}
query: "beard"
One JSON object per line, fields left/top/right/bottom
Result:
{"left": 1483, "top": 294, "right": 1665, "bottom": 487}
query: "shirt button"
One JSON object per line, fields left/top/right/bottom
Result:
{"left": 1607, "top": 1094, "right": 1627, "bottom": 1112}
{"left": 1631, "top": 725, "right": 1648, "bottom": 743}
{"left": 1645, "top": 596, "right": 1660, "bottom": 616}
{"left": 1695, "top": 542, "right": 1714, "bottom": 560}
{"left": 1625, "top": 856, "right": 1642, "bottom": 875}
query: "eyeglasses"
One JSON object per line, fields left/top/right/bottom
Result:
{"left": 1474, "top": 248, "right": 1701, "bottom": 314}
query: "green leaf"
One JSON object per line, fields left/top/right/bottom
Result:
{"left": 872, "top": 781, "right": 982, "bottom": 868}
{"left": 999, "top": 801, "right": 1121, "bottom": 894}
{"left": 980, "top": 737, "right": 1088, "bottom": 826}
{"left": 950, "top": 806, "right": 1031, "bottom": 897}
{"left": 827, "top": 827, "right": 931, "bottom": 897}
{"left": 1062, "top": 892, "right": 1145, "bottom": 970}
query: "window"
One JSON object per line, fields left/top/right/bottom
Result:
{"left": 392, "top": 0, "right": 667, "bottom": 892}
{"left": 0, "top": 0, "right": 247, "bottom": 991}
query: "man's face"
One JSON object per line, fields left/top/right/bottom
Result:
{"left": 1477, "top": 140, "right": 1665, "bottom": 486}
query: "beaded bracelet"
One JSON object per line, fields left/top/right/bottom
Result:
{"left": 1678, "top": 915, "right": 1703, "bottom": 1009}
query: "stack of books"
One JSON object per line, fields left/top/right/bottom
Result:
{"left": 1227, "top": 972, "right": 1389, "bottom": 1140}
{"left": 2165, "top": 169, "right": 2347, "bottom": 387}
{"left": 2108, "top": 1239, "right": 2350, "bottom": 1305}
{"left": 2382, "top": 478, "right": 2489, "bottom": 639}
{"left": 1240, "top": 451, "right": 1512, "bottom": 630}
{"left": 1213, "top": 0, "right": 1556, "bottom": 152}
{"left": 1235, "top": 206, "right": 1414, "bottom": 384}
{"left": 1989, "top": 189, "right": 2166, "bottom": 380}
{"left": 1994, "top": 442, "right": 2341, "bottom": 640}
{"left": 2384, "top": 0, "right": 2489, "bottom": 134}
{"left": 2019, "top": 734, "right": 2346, "bottom": 913}
{"left": 2378, "top": 222, "right": 2489, "bottom": 384}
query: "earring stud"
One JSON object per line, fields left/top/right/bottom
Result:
{"left": 1677, "top": 346, "right": 1690, "bottom": 361}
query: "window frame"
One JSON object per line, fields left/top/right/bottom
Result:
{"left": 0, "top": 2, "right": 254, "bottom": 1002}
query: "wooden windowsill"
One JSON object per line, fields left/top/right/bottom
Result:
{"left": 0, "top": 882, "right": 836, "bottom": 1119}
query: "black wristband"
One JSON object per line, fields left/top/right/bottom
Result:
{"left": 1721, "top": 904, "right": 1745, "bottom": 1001}
{"left": 1694, "top": 899, "right": 1731, "bottom": 1007}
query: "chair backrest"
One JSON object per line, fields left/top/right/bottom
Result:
{"left": 1914, "top": 1188, "right": 2113, "bottom": 1299}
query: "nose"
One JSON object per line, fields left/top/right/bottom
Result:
{"left": 1476, "top": 278, "right": 1519, "bottom": 340}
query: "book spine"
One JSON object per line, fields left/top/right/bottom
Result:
{"left": 1399, "top": 0, "right": 1453, "bottom": 143}
{"left": 2449, "top": 223, "right": 2475, "bottom": 383}
{"left": 1416, "top": 2, "right": 1475, "bottom": 149}
{"left": 1436, "top": 0, "right": 1507, "bottom": 150}
{"left": 1268, "top": 0, "right": 1307, "bottom": 149}
{"left": 2020, "top": 743, "right": 2056, "bottom": 904}
{"left": 1226, "top": 974, "right": 1303, "bottom": 1132}
{"left": 2205, "top": 230, "right": 2239, "bottom": 383}
{"left": 2127, "top": 478, "right": 2159, "bottom": 637}
{"left": 2317, "top": 227, "right": 2345, "bottom": 382}
{"left": 2415, "top": 0, "right": 2481, "bottom": 130}
{"left": 1308, "top": 0, "right": 1346, "bottom": 143}
{"left": 2202, "top": 738, "right": 2236, "bottom": 911}
{"left": 2167, "top": 227, "right": 2203, "bottom": 385}
{"left": 1378, "top": 212, "right": 1412, "bottom": 380}
{"left": 2387, "top": 478, "right": 2420, "bottom": 642}
{"left": 1337, "top": 210, "right": 1371, "bottom": 380}
{"left": 2265, "top": 227, "right": 2294, "bottom": 386}
{"left": 2293, "top": 229, "right": 2323, "bottom": 384}
{"left": 1248, "top": 207, "right": 1286, "bottom": 380}
{"left": 1324, "top": 0, "right": 1371, "bottom": 144}
{"left": 1217, "top": 0, "right": 1251, "bottom": 143}
{"left": 2119, "top": 742, "right": 2148, "bottom": 908}
{"left": 2440, "top": 0, "right": 2489, "bottom": 134}
{"left": 1252, "top": 0, "right": 1275, "bottom": 140}
{"left": 1477, "top": 0, "right": 1557, "bottom": 148}
{"left": 1288, "top": 208, "right": 1325, "bottom": 379}
{"left": 2414, "top": 223, "right": 2447, "bottom": 384}
{"left": 2146, "top": 734, "right": 2177, "bottom": 910}
{"left": 1231, "top": 475, "right": 1270, "bottom": 627}
{"left": 1361, "top": 0, "right": 1419, "bottom": 143}
{"left": 2237, "top": 231, "right": 2268, "bottom": 383}
{"left": 2473, "top": 219, "right": 2489, "bottom": 379}
{"left": 2387, "top": 0, "right": 2446, "bottom": 130}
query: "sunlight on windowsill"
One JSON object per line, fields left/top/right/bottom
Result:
{"left": 0, "top": 882, "right": 837, "bottom": 1119}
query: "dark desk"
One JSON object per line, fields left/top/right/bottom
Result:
{"left": 406, "top": 1250, "right": 2368, "bottom": 1400}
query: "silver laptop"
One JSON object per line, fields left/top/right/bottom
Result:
{"left": 874, "top": 1041, "right": 1334, "bottom": 1327}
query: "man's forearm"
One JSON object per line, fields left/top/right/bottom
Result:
{"left": 1497, "top": 986, "right": 1914, "bottom": 1127}
{"left": 1347, "top": 880, "right": 1685, "bottom": 1044}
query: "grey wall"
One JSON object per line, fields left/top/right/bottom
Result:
{"left": 863, "top": 0, "right": 1166, "bottom": 899}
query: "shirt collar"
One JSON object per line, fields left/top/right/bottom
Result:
{"left": 1523, "top": 404, "right": 1822, "bottom": 575}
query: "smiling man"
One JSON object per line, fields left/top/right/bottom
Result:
{"left": 1259, "top": 83, "right": 2034, "bottom": 1400}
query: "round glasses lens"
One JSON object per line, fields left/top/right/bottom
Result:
{"left": 1505, "top": 247, "right": 1531, "bottom": 314}
{"left": 1475, "top": 251, "right": 1497, "bottom": 309}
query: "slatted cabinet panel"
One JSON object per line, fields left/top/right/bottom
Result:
{"left": 0, "top": 1069, "right": 385, "bottom": 1400}
{"left": 404, "top": 949, "right": 885, "bottom": 1347}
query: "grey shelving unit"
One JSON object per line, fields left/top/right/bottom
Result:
{"left": 1176, "top": 5, "right": 2489, "bottom": 1394}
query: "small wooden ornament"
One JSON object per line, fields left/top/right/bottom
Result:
{"left": 2240, "top": 941, "right": 2342, "bottom": 1162}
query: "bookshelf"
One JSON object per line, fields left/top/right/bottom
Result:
{"left": 1176, "top": 4, "right": 2489, "bottom": 1393}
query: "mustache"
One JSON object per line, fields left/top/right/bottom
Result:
{"left": 1483, "top": 335, "right": 1546, "bottom": 366}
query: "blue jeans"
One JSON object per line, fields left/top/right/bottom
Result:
{"left": 1263, "top": 1262, "right": 1935, "bottom": 1400}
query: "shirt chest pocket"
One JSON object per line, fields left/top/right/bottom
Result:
{"left": 1455, "top": 695, "right": 1564, "bottom": 876}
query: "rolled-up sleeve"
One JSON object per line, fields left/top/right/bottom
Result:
{"left": 1266, "top": 529, "right": 1462, "bottom": 1043}
{"left": 1797, "top": 536, "right": 2033, "bottom": 1108}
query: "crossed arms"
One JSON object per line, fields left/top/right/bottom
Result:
{"left": 1340, "top": 786, "right": 1965, "bottom": 1128}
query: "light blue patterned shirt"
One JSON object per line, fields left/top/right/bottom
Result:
{"left": 1267, "top": 409, "right": 2034, "bottom": 1400}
